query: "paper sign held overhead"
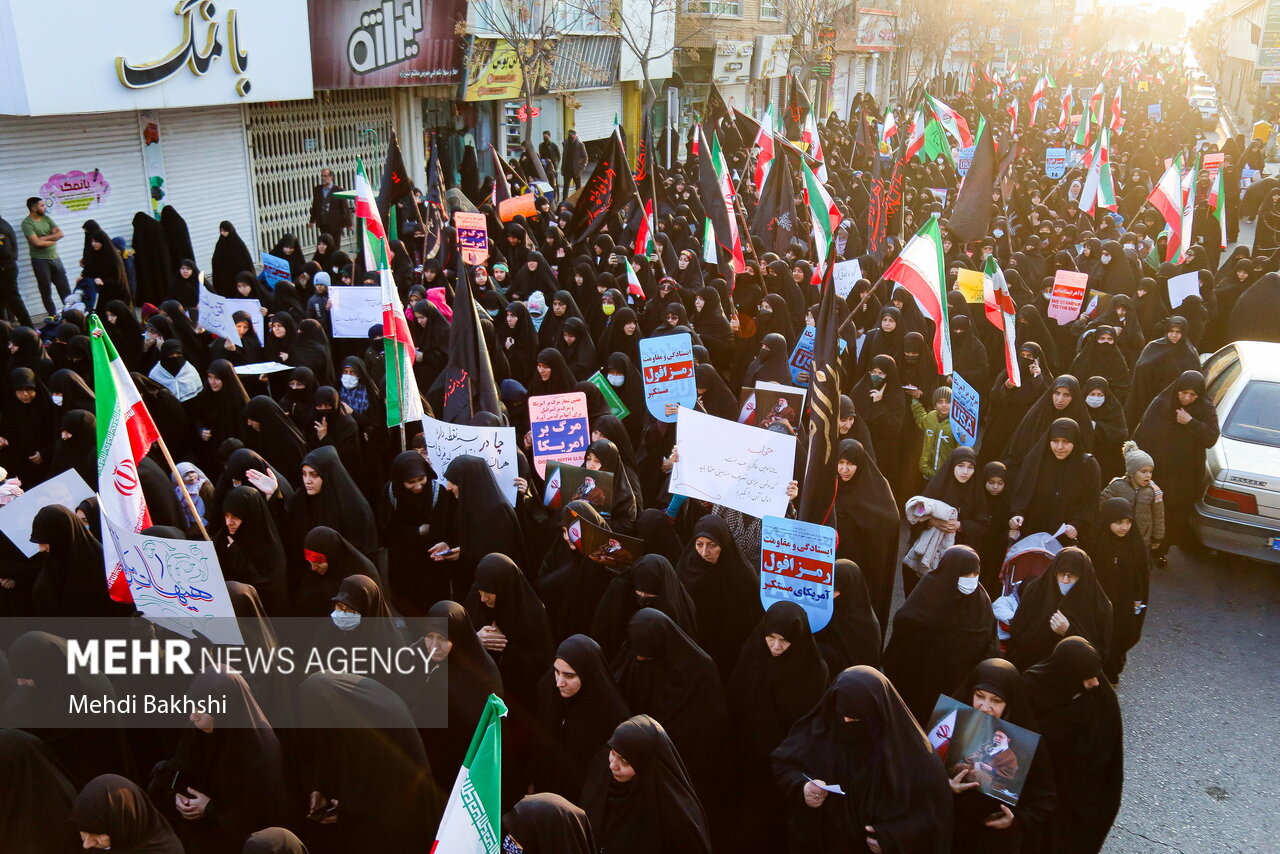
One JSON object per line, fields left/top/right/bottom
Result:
{"left": 760, "top": 515, "right": 836, "bottom": 631}
{"left": 329, "top": 286, "right": 383, "bottom": 338}
{"left": 421, "top": 415, "right": 519, "bottom": 506}
{"left": 670, "top": 406, "right": 797, "bottom": 519}
{"left": 0, "top": 469, "right": 95, "bottom": 558}
{"left": 638, "top": 333, "right": 697, "bottom": 423}
{"left": 454, "top": 211, "right": 489, "bottom": 266}
{"left": 950, "top": 372, "right": 980, "bottom": 448}
{"left": 528, "top": 392, "right": 591, "bottom": 477}
{"left": 1047, "top": 269, "right": 1088, "bottom": 325}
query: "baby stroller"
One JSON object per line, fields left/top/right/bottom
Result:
{"left": 995, "top": 533, "right": 1063, "bottom": 645}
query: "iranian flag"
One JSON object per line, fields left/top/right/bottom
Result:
{"left": 1058, "top": 84, "right": 1073, "bottom": 132}
{"left": 90, "top": 314, "right": 159, "bottom": 603}
{"left": 754, "top": 103, "right": 777, "bottom": 190}
{"left": 354, "top": 158, "right": 389, "bottom": 270}
{"left": 905, "top": 104, "right": 927, "bottom": 161}
{"left": 925, "top": 93, "right": 973, "bottom": 147}
{"left": 1088, "top": 81, "right": 1106, "bottom": 125}
{"left": 1109, "top": 85, "right": 1124, "bottom": 131}
{"left": 880, "top": 106, "right": 898, "bottom": 152}
{"left": 1078, "top": 125, "right": 1117, "bottom": 216}
{"left": 1208, "top": 160, "right": 1228, "bottom": 249}
{"left": 928, "top": 707, "right": 957, "bottom": 762}
{"left": 432, "top": 694, "right": 506, "bottom": 854}
{"left": 1148, "top": 153, "right": 1184, "bottom": 259}
{"left": 634, "top": 198, "right": 656, "bottom": 256}
{"left": 983, "top": 256, "right": 1021, "bottom": 388}
{"left": 357, "top": 157, "right": 422, "bottom": 427}
{"left": 884, "top": 218, "right": 951, "bottom": 374}
{"left": 381, "top": 269, "right": 424, "bottom": 427}
{"left": 709, "top": 132, "right": 747, "bottom": 273}
{"left": 802, "top": 109, "right": 827, "bottom": 182}
{"left": 1073, "top": 100, "right": 1091, "bottom": 147}
{"left": 622, "top": 256, "right": 645, "bottom": 299}
{"left": 1029, "top": 76, "right": 1047, "bottom": 125}
{"left": 801, "top": 157, "right": 842, "bottom": 284}
{"left": 1176, "top": 154, "right": 1200, "bottom": 263}
{"left": 702, "top": 218, "right": 718, "bottom": 265}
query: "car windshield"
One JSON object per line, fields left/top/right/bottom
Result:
{"left": 1223, "top": 380, "right": 1280, "bottom": 447}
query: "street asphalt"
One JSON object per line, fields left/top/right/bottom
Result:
{"left": 1102, "top": 542, "right": 1280, "bottom": 853}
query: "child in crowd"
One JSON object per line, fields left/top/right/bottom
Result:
{"left": 1101, "top": 440, "right": 1166, "bottom": 564}
{"left": 911, "top": 385, "right": 956, "bottom": 485}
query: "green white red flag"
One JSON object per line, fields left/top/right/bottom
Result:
{"left": 802, "top": 109, "right": 827, "bottom": 182}
{"left": 884, "top": 218, "right": 951, "bottom": 374}
{"left": 905, "top": 105, "right": 927, "bottom": 161}
{"left": 1176, "top": 154, "right": 1200, "bottom": 263}
{"left": 924, "top": 92, "right": 973, "bottom": 147}
{"left": 801, "top": 157, "right": 842, "bottom": 284}
{"left": 983, "top": 256, "right": 1020, "bottom": 388}
{"left": 622, "top": 256, "right": 645, "bottom": 298}
{"left": 634, "top": 198, "right": 656, "bottom": 256}
{"left": 753, "top": 103, "right": 777, "bottom": 190}
{"left": 708, "top": 132, "right": 746, "bottom": 273}
{"left": 90, "top": 314, "right": 160, "bottom": 602}
{"left": 1058, "top": 85, "right": 1073, "bottom": 132}
{"left": 381, "top": 269, "right": 424, "bottom": 427}
{"left": 354, "top": 158, "right": 389, "bottom": 271}
{"left": 1078, "top": 125, "right": 1117, "bottom": 215}
{"left": 1029, "top": 77, "right": 1047, "bottom": 125}
{"left": 880, "top": 106, "right": 897, "bottom": 152}
{"left": 1149, "top": 153, "right": 1185, "bottom": 261}
{"left": 1209, "top": 160, "right": 1227, "bottom": 249}
{"left": 432, "top": 694, "right": 506, "bottom": 854}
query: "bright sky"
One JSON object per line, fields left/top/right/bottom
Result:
{"left": 1096, "top": 0, "right": 1207, "bottom": 27}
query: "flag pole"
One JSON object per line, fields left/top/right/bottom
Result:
{"left": 153, "top": 435, "right": 211, "bottom": 541}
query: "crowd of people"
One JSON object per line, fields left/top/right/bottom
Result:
{"left": 2, "top": 52, "right": 1278, "bottom": 854}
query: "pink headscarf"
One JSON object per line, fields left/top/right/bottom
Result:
{"left": 427, "top": 286, "right": 453, "bottom": 322}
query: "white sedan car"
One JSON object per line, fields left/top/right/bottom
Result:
{"left": 1192, "top": 342, "right": 1280, "bottom": 564}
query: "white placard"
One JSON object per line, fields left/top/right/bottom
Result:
{"left": 233, "top": 361, "right": 293, "bottom": 375}
{"left": 0, "top": 469, "right": 95, "bottom": 558}
{"left": 104, "top": 518, "right": 244, "bottom": 645}
{"left": 330, "top": 286, "right": 384, "bottom": 338}
{"left": 671, "top": 406, "right": 798, "bottom": 519}
{"left": 420, "top": 416, "right": 519, "bottom": 507}
{"left": 1166, "top": 271, "right": 1201, "bottom": 309}
{"left": 832, "top": 259, "right": 864, "bottom": 299}
{"left": 197, "top": 286, "right": 263, "bottom": 344}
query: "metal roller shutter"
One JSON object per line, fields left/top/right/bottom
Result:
{"left": 246, "top": 90, "right": 395, "bottom": 256}
{"left": 158, "top": 106, "right": 258, "bottom": 275}
{"left": 571, "top": 85, "right": 623, "bottom": 141}
{"left": 0, "top": 113, "right": 148, "bottom": 315}
{"left": 853, "top": 55, "right": 869, "bottom": 99}
{"left": 719, "top": 83, "right": 749, "bottom": 114}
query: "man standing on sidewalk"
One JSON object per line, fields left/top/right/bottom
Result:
{"left": 539, "top": 131, "right": 561, "bottom": 194}
{"left": 20, "top": 197, "right": 68, "bottom": 316}
{"left": 0, "top": 213, "right": 33, "bottom": 326}
{"left": 562, "top": 130, "right": 588, "bottom": 197}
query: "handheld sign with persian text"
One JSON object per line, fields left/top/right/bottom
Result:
{"left": 760, "top": 516, "right": 836, "bottom": 631}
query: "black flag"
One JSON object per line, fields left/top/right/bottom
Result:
{"left": 566, "top": 129, "right": 638, "bottom": 242}
{"left": 441, "top": 254, "right": 501, "bottom": 423}
{"left": 799, "top": 239, "right": 841, "bottom": 526}
{"left": 376, "top": 130, "right": 413, "bottom": 226}
{"left": 750, "top": 146, "right": 797, "bottom": 256}
{"left": 422, "top": 133, "right": 448, "bottom": 261}
{"left": 949, "top": 119, "right": 997, "bottom": 243}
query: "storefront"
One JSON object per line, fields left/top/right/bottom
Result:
{"left": 0, "top": 0, "right": 312, "bottom": 313}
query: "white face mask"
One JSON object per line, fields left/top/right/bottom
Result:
{"left": 606, "top": 374, "right": 625, "bottom": 387}
{"left": 340, "top": 374, "right": 360, "bottom": 390}
{"left": 1100, "top": 254, "right": 1112, "bottom": 264}
{"left": 1057, "top": 580, "right": 1076, "bottom": 596}
{"left": 993, "top": 229, "right": 1004, "bottom": 238}
{"left": 50, "top": 394, "right": 63, "bottom": 406}
{"left": 331, "top": 610, "right": 361, "bottom": 631}
{"left": 1085, "top": 393, "right": 1105, "bottom": 408}
{"left": 957, "top": 576, "right": 980, "bottom": 595}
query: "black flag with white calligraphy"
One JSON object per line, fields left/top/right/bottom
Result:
{"left": 799, "top": 238, "right": 841, "bottom": 526}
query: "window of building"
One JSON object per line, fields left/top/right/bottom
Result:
{"left": 759, "top": 0, "right": 779, "bottom": 18}
{"left": 686, "top": 0, "right": 742, "bottom": 16}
